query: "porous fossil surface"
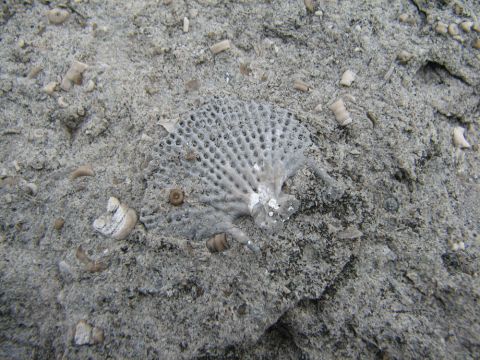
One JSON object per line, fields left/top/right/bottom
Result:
{"left": 0, "top": 1, "right": 479, "bottom": 359}
{"left": 141, "top": 97, "right": 339, "bottom": 251}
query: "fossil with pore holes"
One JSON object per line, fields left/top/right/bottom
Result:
{"left": 140, "top": 98, "right": 337, "bottom": 251}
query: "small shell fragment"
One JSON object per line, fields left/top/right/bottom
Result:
{"left": 183, "top": 17, "right": 189, "bottom": 33}
{"left": 210, "top": 40, "right": 231, "bottom": 54}
{"left": 206, "top": 233, "right": 230, "bottom": 253}
{"left": 57, "top": 96, "right": 69, "bottom": 108}
{"left": 397, "top": 50, "right": 413, "bottom": 64}
{"left": 61, "top": 61, "right": 88, "bottom": 91}
{"left": 453, "top": 127, "right": 471, "bottom": 148}
{"left": 448, "top": 23, "right": 460, "bottom": 36}
{"left": 460, "top": 21, "right": 473, "bottom": 32}
{"left": 293, "top": 79, "right": 311, "bottom": 92}
{"left": 74, "top": 320, "right": 104, "bottom": 346}
{"left": 85, "top": 80, "right": 95, "bottom": 92}
{"left": 47, "top": 8, "right": 70, "bottom": 25}
{"left": 28, "top": 65, "right": 43, "bottom": 79}
{"left": 93, "top": 197, "right": 137, "bottom": 240}
{"left": 399, "top": 13, "right": 410, "bottom": 23}
{"left": 23, "top": 182, "right": 38, "bottom": 195}
{"left": 75, "top": 246, "right": 107, "bottom": 272}
{"left": 70, "top": 165, "right": 94, "bottom": 180}
{"left": 435, "top": 22, "right": 448, "bottom": 35}
{"left": 329, "top": 99, "right": 352, "bottom": 126}
{"left": 340, "top": 70, "right": 356, "bottom": 87}
{"left": 43, "top": 82, "right": 57, "bottom": 95}
{"left": 304, "top": 0, "right": 314, "bottom": 13}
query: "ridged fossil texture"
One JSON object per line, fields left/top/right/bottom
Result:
{"left": 141, "top": 98, "right": 335, "bottom": 251}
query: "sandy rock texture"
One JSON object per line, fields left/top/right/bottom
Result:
{"left": 0, "top": 0, "right": 479, "bottom": 359}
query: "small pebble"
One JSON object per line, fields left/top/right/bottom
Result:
{"left": 473, "top": 23, "right": 480, "bottom": 33}
{"left": 399, "top": 13, "right": 409, "bottom": 23}
{"left": 54, "top": 218, "right": 65, "bottom": 230}
{"left": 473, "top": 38, "right": 480, "bottom": 49}
{"left": 183, "top": 17, "right": 189, "bottom": 33}
{"left": 47, "top": 8, "right": 70, "bottom": 25}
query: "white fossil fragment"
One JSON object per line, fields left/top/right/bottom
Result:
{"left": 61, "top": 61, "right": 88, "bottom": 91}
{"left": 451, "top": 241, "right": 465, "bottom": 251}
{"left": 460, "top": 21, "right": 473, "bottom": 32}
{"left": 435, "top": 22, "right": 448, "bottom": 35}
{"left": 93, "top": 197, "right": 137, "bottom": 240}
{"left": 85, "top": 79, "right": 96, "bottom": 92}
{"left": 183, "top": 17, "right": 189, "bottom": 33}
{"left": 329, "top": 99, "right": 352, "bottom": 126}
{"left": 340, "top": 70, "right": 356, "bottom": 87}
{"left": 47, "top": 8, "right": 70, "bottom": 25}
{"left": 293, "top": 79, "right": 311, "bottom": 92}
{"left": 43, "top": 81, "right": 57, "bottom": 95}
{"left": 452, "top": 127, "right": 471, "bottom": 149}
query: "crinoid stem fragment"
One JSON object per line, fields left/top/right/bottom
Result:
{"left": 329, "top": 99, "right": 352, "bottom": 126}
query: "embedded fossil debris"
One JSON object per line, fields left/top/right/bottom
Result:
{"left": 93, "top": 197, "right": 137, "bottom": 240}
{"left": 329, "top": 99, "right": 352, "bottom": 126}
{"left": 169, "top": 188, "right": 184, "bottom": 206}
{"left": 453, "top": 127, "right": 471, "bottom": 148}
{"left": 141, "top": 98, "right": 339, "bottom": 251}
{"left": 70, "top": 164, "right": 94, "bottom": 180}
{"left": 206, "top": 233, "right": 230, "bottom": 253}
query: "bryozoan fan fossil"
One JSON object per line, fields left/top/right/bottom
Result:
{"left": 140, "top": 98, "right": 338, "bottom": 251}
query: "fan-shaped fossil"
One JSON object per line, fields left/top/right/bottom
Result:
{"left": 141, "top": 98, "right": 338, "bottom": 251}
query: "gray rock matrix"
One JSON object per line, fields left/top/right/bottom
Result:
{"left": 0, "top": 0, "right": 479, "bottom": 359}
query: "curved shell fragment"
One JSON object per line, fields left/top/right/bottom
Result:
{"left": 453, "top": 127, "right": 471, "bottom": 149}
{"left": 93, "top": 197, "right": 137, "bottom": 240}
